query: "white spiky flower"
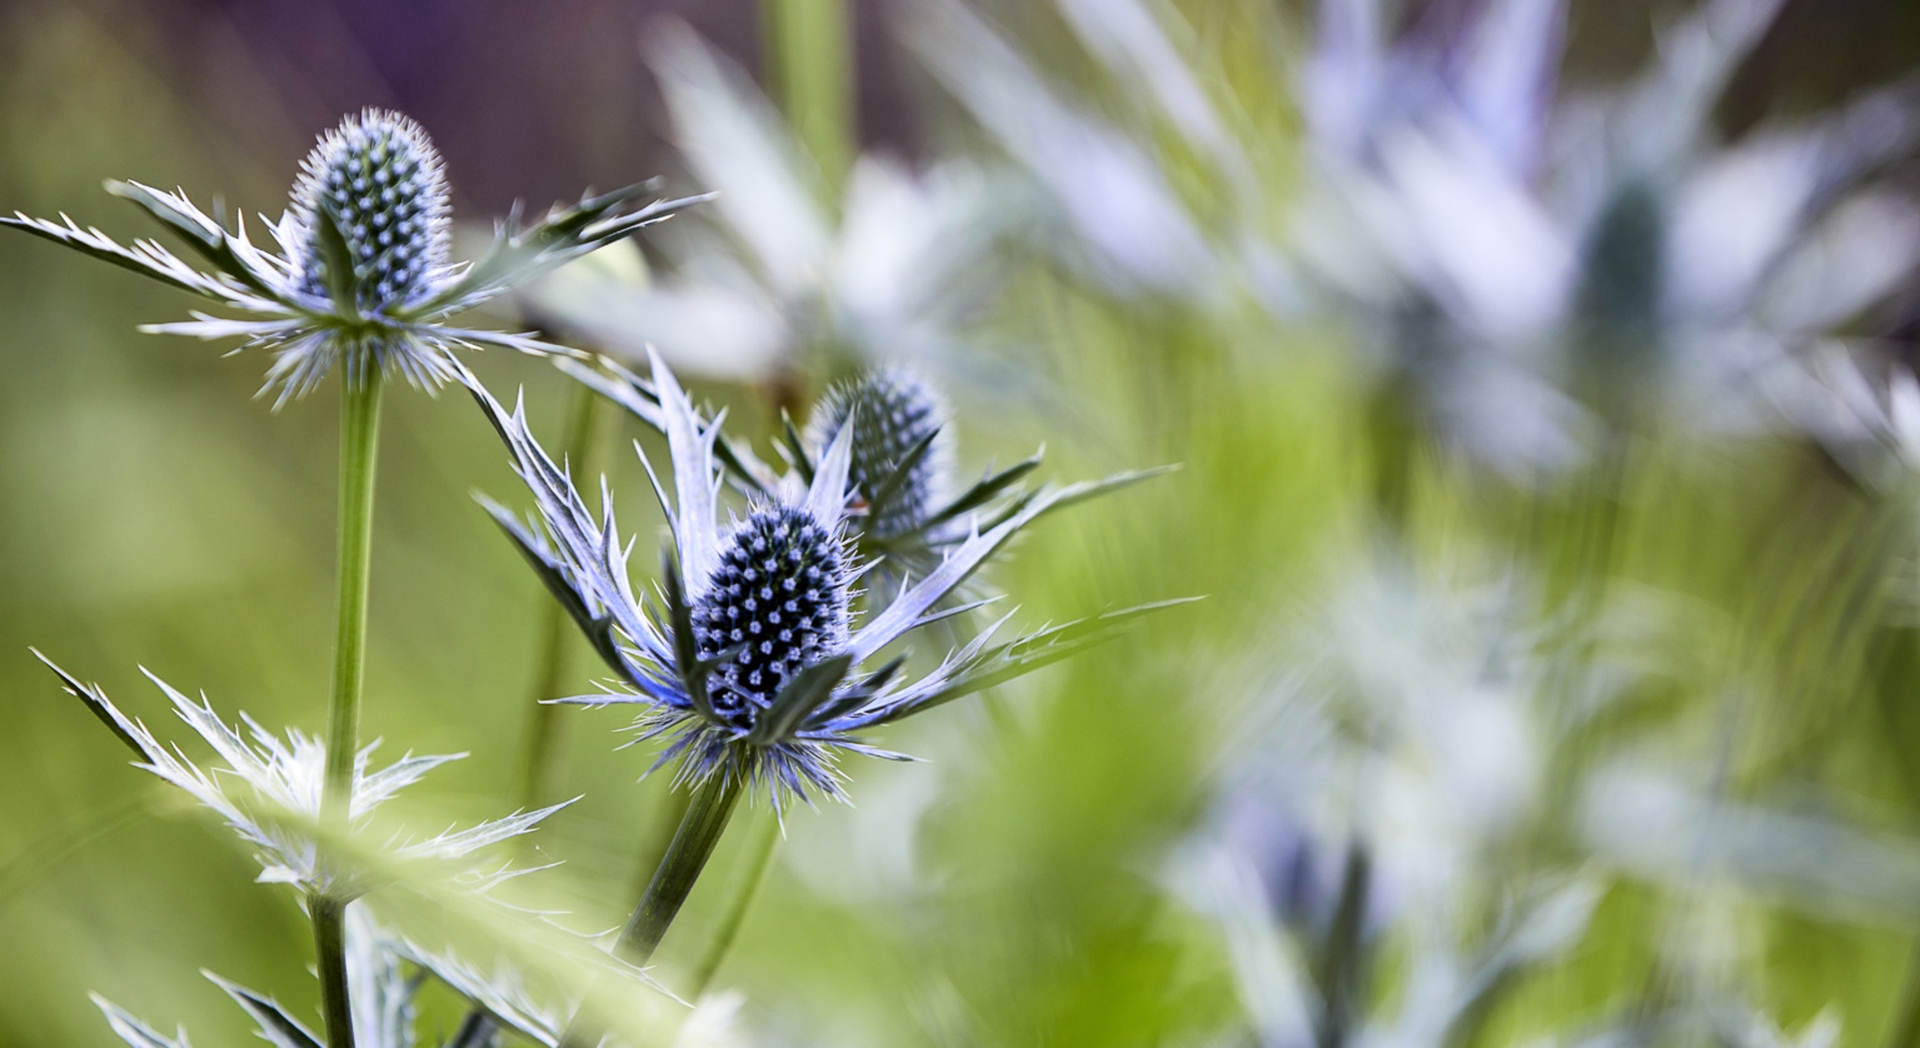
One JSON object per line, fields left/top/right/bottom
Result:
{"left": 37, "top": 652, "right": 567, "bottom": 898}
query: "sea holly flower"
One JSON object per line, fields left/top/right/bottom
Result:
{"left": 806, "top": 368, "right": 953, "bottom": 545}
{"left": 35, "top": 652, "right": 567, "bottom": 899}
{"left": 2, "top": 108, "right": 703, "bottom": 405}
{"left": 470, "top": 352, "right": 1180, "bottom": 807}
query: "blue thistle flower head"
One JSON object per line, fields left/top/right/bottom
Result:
{"left": 291, "top": 110, "right": 451, "bottom": 313}
{"left": 474, "top": 351, "right": 1175, "bottom": 808}
{"left": 2, "top": 109, "right": 704, "bottom": 406}
{"left": 693, "top": 505, "right": 853, "bottom": 716}
{"left": 810, "top": 368, "right": 951, "bottom": 541}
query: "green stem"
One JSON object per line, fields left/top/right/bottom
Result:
{"left": 631, "top": 786, "right": 696, "bottom": 900}
{"left": 514, "top": 379, "right": 607, "bottom": 812}
{"left": 686, "top": 810, "right": 781, "bottom": 999}
{"left": 311, "top": 895, "right": 354, "bottom": 1048}
{"left": 563, "top": 772, "right": 743, "bottom": 1048}
{"left": 323, "top": 371, "right": 385, "bottom": 815}
{"left": 316, "top": 370, "right": 385, "bottom": 1048}
{"left": 1887, "top": 935, "right": 1920, "bottom": 1048}
{"left": 762, "top": 0, "right": 855, "bottom": 192}
{"left": 616, "top": 772, "right": 744, "bottom": 964}
{"left": 1315, "top": 841, "right": 1372, "bottom": 1048}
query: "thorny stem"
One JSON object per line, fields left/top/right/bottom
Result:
{"left": 687, "top": 809, "right": 782, "bottom": 999}
{"left": 514, "top": 378, "right": 608, "bottom": 813}
{"left": 563, "top": 771, "right": 744, "bottom": 1047}
{"left": 317, "top": 370, "right": 385, "bottom": 1048}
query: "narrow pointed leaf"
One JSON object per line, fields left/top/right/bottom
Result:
{"left": 749, "top": 654, "right": 854, "bottom": 744}
{"left": 34, "top": 649, "right": 153, "bottom": 760}
{"left": 865, "top": 426, "right": 943, "bottom": 522}
{"left": 204, "top": 973, "right": 324, "bottom": 1048}
{"left": 91, "top": 996, "right": 188, "bottom": 1048}
{"left": 877, "top": 598, "right": 1201, "bottom": 722}
{"left": 925, "top": 452, "right": 1045, "bottom": 527}
{"left": 781, "top": 410, "right": 816, "bottom": 484}
{"left": 984, "top": 464, "right": 1177, "bottom": 530}
{"left": 662, "top": 546, "right": 718, "bottom": 721}
{"left": 311, "top": 200, "right": 360, "bottom": 314}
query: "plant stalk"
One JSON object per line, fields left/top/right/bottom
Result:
{"left": 762, "top": 0, "right": 855, "bottom": 191}
{"left": 1315, "top": 840, "right": 1372, "bottom": 1048}
{"left": 316, "top": 370, "right": 385, "bottom": 1048}
{"left": 686, "top": 809, "right": 781, "bottom": 999}
{"left": 311, "top": 895, "right": 355, "bottom": 1048}
{"left": 617, "top": 771, "right": 744, "bottom": 964}
{"left": 563, "top": 771, "right": 744, "bottom": 1048}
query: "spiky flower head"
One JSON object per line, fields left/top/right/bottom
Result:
{"left": 2, "top": 109, "right": 702, "bottom": 405}
{"left": 693, "top": 505, "right": 853, "bottom": 718}
{"left": 476, "top": 352, "right": 1166, "bottom": 807}
{"left": 810, "top": 368, "right": 950, "bottom": 540}
{"left": 292, "top": 110, "right": 450, "bottom": 312}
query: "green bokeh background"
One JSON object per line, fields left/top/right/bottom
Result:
{"left": 2, "top": 1, "right": 1920, "bottom": 1046}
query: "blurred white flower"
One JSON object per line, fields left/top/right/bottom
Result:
{"left": 522, "top": 21, "right": 1000, "bottom": 382}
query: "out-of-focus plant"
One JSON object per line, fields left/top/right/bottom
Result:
{"left": 914, "top": 0, "right": 1920, "bottom": 481}
{"left": 522, "top": 23, "right": 999, "bottom": 389}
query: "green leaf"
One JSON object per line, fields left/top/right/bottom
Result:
{"left": 925, "top": 452, "right": 1045, "bottom": 528}
{"left": 204, "top": 973, "right": 324, "bottom": 1048}
{"left": 865, "top": 426, "right": 943, "bottom": 522}
{"left": 980, "top": 464, "right": 1177, "bottom": 531}
{"left": 478, "top": 499, "right": 628, "bottom": 683}
{"left": 884, "top": 598, "right": 1201, "bottom": 722}
{"left": 748, "top": 654, "right": 854, "bottom": 745}
{"left": 33, "top": 649, "right": 152, "bottom": 760}
{"left": 310, "top": 199, "right": 361, "bottom": 314}
{"left": 781, "top": 409, "right": 816, "bottom": 485}
{"left": 91, "top": 997, "right": 188, "bottom": 1048}
{"left": 398, "top": 188, "right": 710, "bottom": 319}
{"left": 662, "top": 546, "right": 720, "bottom": 721}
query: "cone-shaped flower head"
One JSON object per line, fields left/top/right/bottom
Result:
{"left": 693, "top": 505, "right": 852, "bottom": 717}
{"left": 292, "top": 111, "right": 450, "bottom": 312}
{"left": 810, "top": 369, "right": 950, "bottom": 540}
{"left": 473, "top": 352, "right": 1169, "bottom": 807}
{"left": 2, "top": 108, "right": 702, "bottom": 405}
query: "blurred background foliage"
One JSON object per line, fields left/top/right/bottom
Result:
{"left": 4, "top": 0, "right": 1920, "bottom": 1046}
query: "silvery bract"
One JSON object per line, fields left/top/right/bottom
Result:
{"left": 91, "top": 906, "right": 599, "bottom": 1048}
{"left": 36, "top": 652, "right": 565, "bottom": 899}
{"left": 2, "top": 109, "right": 702, "bottom": 404}
{"left": 472, "top": 352, "right": 1177, "bottom": 806}
{"left": 35, "top": 655, "right": 619, "bottom": 1048}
